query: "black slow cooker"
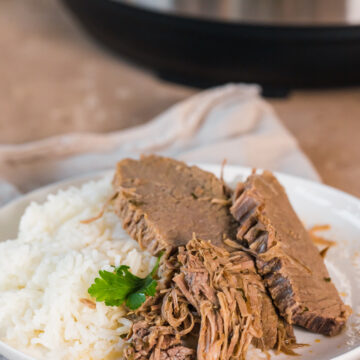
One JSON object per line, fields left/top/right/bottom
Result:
{"left": 62, "top": 0, "right": 360, "bottom": 92}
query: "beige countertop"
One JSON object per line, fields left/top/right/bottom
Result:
{"left": 1, "top": 0, "right": 359, "bottom": 197}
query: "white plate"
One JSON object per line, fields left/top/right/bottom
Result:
{"left": 0, "top": 164, "right": 360, "bottom": 360}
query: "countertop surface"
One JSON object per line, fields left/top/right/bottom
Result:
{"left": 1, "top": 0, "right": 359, "bottom": 197}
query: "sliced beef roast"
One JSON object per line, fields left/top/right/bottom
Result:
{"left": 113, "top": 156, "right": 296, "bottom": 359}
{"left": 231, "top": 171, "right": 351, "bottom": 336}
{"left": 113, "top": 155, "right": 237, "bottom": 254}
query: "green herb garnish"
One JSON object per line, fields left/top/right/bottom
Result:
{"left": 324, "top": 277, "right": 331, "bottom": 282}
{"left": 88, "top": 253, "right": 163, "bottom": 310}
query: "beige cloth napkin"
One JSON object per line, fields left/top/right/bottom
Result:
{"left": 0, "top": 84, "right": 319, "bottom": 206}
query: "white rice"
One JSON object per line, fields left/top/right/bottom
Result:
{"left": 0, "top": 175, "right": 156, "bottom": 360}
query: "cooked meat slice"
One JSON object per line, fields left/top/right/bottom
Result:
{"left": 173, "top": 237, "right": 296, "bottom": 360}
{"left": 113, "top": 155, "right": 237, "bottom": 254}
{"left": 231, "top": 171, "right": 351, "bottom": 336}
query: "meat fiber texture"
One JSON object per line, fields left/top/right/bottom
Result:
{"left": 113, "top": 156, "right": 296, "bottom": 360}
{"left": 173, "top": 237, "right": 296, "bottom": 359}
{"left": 124, "top": 251, "right": 197, "bottom": 360}
{"left": 231, "top": 171, "right": 351, "bottom": 336}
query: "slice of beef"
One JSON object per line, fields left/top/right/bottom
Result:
{"left": 113, "top": 156, "right": 296, "bottom": 358}
{"left": 231, "top": 170, "right": 351, "bottom": 336}
{"left": 113, "top": 155, "right": 237, "bottom": 254}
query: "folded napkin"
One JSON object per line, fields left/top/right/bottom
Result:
{"left": 0, "top": 84, "right": 319, "bottom": 206}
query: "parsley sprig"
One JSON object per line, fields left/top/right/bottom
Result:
{"left": 88, "top": 253, "right": 162, "bottom": 310}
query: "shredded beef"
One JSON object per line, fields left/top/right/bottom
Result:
{"left": 125, "top": 255, "right": 197, "bottom": 360}
{"left": 174, "top": 237, "right": 296, "bottom": 360}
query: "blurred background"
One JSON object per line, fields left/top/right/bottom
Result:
{"left": 1, "top": 0, "right": 360, "bottom": 196}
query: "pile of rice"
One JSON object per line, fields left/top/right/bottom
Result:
{"left": 0, "top": 175, "right": 156, "bottom": 360}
